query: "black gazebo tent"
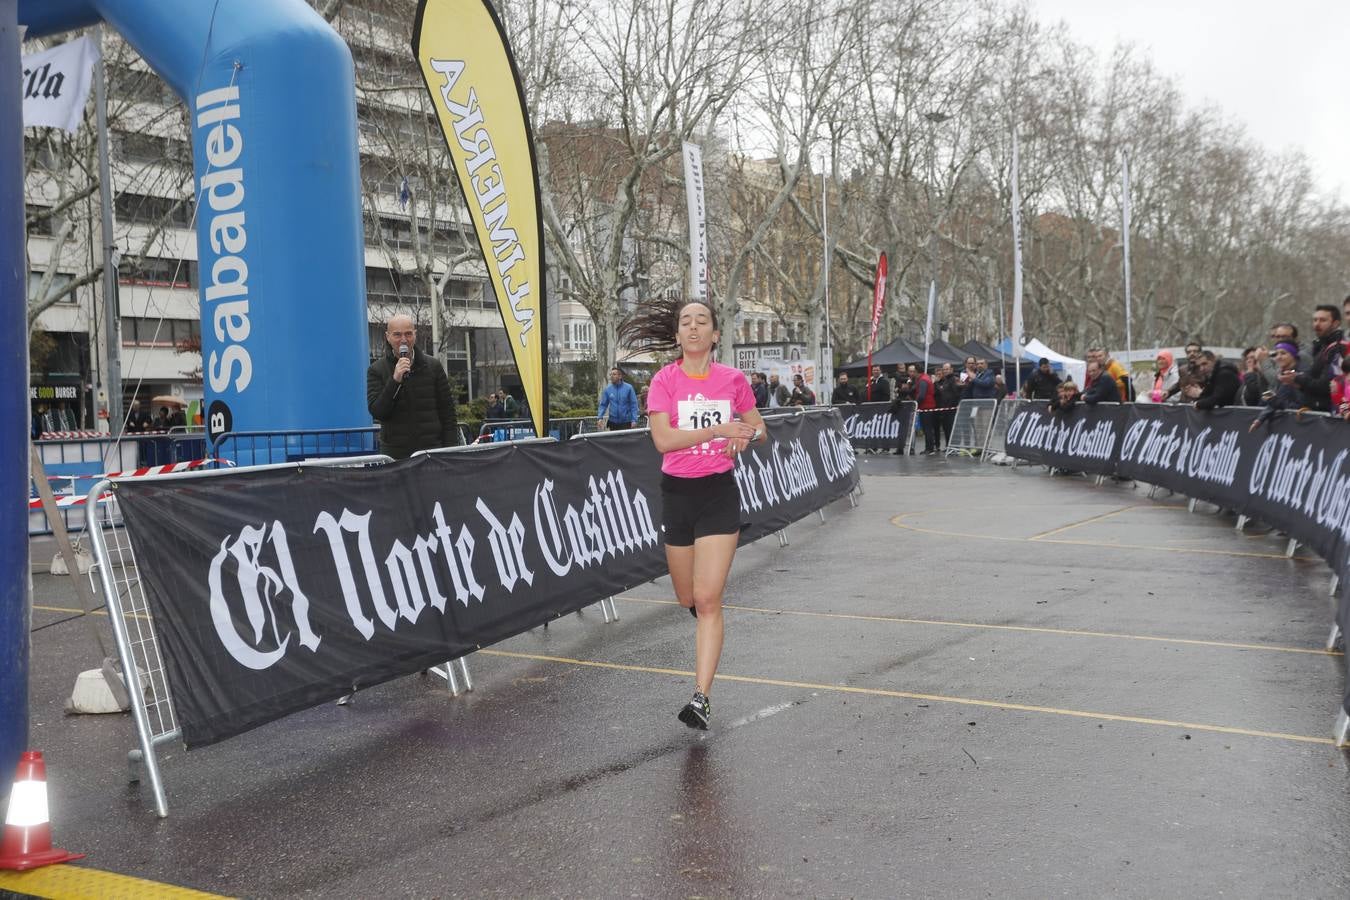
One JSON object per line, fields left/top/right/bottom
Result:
{"left": 924, "top": 339, "right": 969, "bottom": 366}
{"left": 836, "top": 337, "right": 928, "bottom": 374}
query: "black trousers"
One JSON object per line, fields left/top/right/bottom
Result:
{"left": 920, "top": 410, "right": 940, "bottom": 451}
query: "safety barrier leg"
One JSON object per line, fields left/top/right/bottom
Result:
{"left": 1235, "top": 514, "right": 1248, "bottom": 531}
{"left": 429, "top": 659, "right": 470, "bottom": 697}
{"left": 1327, "top": 622, "right": 1343, "bottom": 653}
{"left": 1285, "top": 538, "right": 1299, "bottom": 558}
{"left": 1330, "top": 573, "right": 1339, "bottom": 597}
{"left": 456, "top": 656, "right": 473, "bottom": 692}
{"left": 1188, "top": 498, "right": 1198, "bottom": 513}
{"left": 817, "top": 508, "right": 826, "bottom": 524}
{"left": 602, "top": 596, "right": 620, "bottom": 622}
{"left": 777, "top": 529, "right": 789, "bottom": 548}
{"left": 87, "top": 500, "right": 170, "bottom": 818}
{"left": 1334, "top": 709, "right": 1350, "bottom": 748}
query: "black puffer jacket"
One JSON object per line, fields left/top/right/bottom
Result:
{"left": 1195, "top": 359, "right": 1241, "bottom": 410}
{"left": 367, "top": 348, "right": 459, "bottom": 459}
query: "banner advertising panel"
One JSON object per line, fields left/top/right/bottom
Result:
{"left": 867, "top": 253, "right": 887, "bottom": 390}
{"left": 116, "top": 412, "right": 858, "bottom": 748}
{"left": 414, "top": 0, "right": 547, "bottom": 438}
{"left": 838, "top": 401, "right": 914, "bottom": 452}
{"left": 682, "top": 142, "right": 709, "bottom": 301}
{"left": 1003, "top": 403, "right": 1127, "bottom": 476}
{"left": 20, "top": 34, "right": 96, "bottom": 133}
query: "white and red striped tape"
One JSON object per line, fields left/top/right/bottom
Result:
{"left": 28, "top": 458, "right": 230, "bottom": 510}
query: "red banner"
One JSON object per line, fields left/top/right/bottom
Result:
{"left": 867, "top": 252, "right": 888, "bottom": 400}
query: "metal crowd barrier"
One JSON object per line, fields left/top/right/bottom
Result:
{"left": 210, "top": 426, "right": 380, "bottom": 467}
{"left": 84, "top": 454, "right": 395, "bottom": 818}
{"left": 84, "top": 417, "right": 868, "bottom": 817}
{"left": 29, "top": 436, "right": 140, "bottom": 536}
{"left": 476, "top": 415, "right": 602, "bottom": 443}
{"left": 944, "top": 399, "right": 1000, "bottom": 458}
{"left": 983, "top": 397, "right": 1032, "bottom": 461}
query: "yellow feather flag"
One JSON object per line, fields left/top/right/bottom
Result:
{"left": 413, "top": 0, "right": 547, "bottom": 437}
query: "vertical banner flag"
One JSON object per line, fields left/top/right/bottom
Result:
{"left": 922, "top": 279, "right": 936, "bottom": 370}
{"left": 1121, "top": 148, "right": 1134, "bottom": 369}
{"left": 21, "top": 34, "right": 98, "bottom": 133}
{"left": 413, "top": 0, "right": 547, "bottom": 438}
{"left": 1010, "top": 127, "right": 1025, "bottom": 394}
{"left": 682, "top": 142, "right": 709, "bottom": 301}
{"left": 867, "top": 252, "right": 887, "bottom": 400}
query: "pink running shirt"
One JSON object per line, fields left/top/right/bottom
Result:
{"left": 646, "top": 361, "right": 757, "bottom": 477}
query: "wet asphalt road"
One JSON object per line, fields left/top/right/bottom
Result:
{"left": 18, "top": 453, "right": 1350, "bottom": 898}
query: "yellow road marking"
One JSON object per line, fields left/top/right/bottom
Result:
{"left": 1027, "top": 505, "right": 1136, "bottom": 540}
{"left": 891, "top": 511, "right": 1318, "bottom": 561}
{"left": 479, "top": 649, "right": 1337, "bottom": 746}
{"left": 615, "top": 596, "right": 1342, "bottom": 657}
{"left": 0, "top": 864, "right": 229, "bottom": 899}
{"left": 33, "top": 603, "right": 152, "bottom": 622}
{"left": 34, "top": 603, "right": 107, "bottom": 617}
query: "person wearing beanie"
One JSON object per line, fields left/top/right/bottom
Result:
{"left": 1252, "top": 342, "right": 1307, "bottom": 429}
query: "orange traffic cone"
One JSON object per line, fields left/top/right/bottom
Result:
{"left": 0, "top": 751, "right": 85, "bottom": 871}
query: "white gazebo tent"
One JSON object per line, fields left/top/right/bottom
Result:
{"left": 996, "top": 337, "right": 1086, "bottom": 386}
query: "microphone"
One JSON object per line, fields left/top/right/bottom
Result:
{"left": 394, "top": 343, "right": 411, "bottom": 397}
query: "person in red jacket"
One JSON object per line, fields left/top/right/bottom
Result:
{"left": 914, "top": 365, "right": 939, "bottom": 454}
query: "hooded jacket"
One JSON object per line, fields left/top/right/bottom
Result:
{"left": 1150, "top": 351, "right": 1179, "bottom": 402}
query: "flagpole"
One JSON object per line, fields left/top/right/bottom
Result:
{"left": 821, "top": 162, "right": 830, "bottom": 392}
{"left": 93, "top": 25, "right": 122, "bottom": 437}
{"left": 1121, "top": 148, "right": 1133, "bottom": 376}
{"left": 1010, "top": 126, "right": 1024, "bottom": 398}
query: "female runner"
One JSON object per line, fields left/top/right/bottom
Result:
{"left": 620, "top": 297, "right": 766, "bottom": 729}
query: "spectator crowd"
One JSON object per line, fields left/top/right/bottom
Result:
{"left": 820, "top": 294, "right": 1350, "bottom": 453}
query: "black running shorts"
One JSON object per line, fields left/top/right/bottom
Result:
{"left": 661, "top": 471, "right": 743, "bottom": 547}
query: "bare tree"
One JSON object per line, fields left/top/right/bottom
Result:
{"left": 531, "top": 0, "right": 759, "bottom": 384}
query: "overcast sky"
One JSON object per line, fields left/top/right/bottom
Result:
{"left": 1030, "top": 0, "right": 1348, "bottom": 204}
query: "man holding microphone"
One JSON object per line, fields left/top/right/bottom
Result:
{"left": 367, "top": 313, "right": 460, "bottom": 459}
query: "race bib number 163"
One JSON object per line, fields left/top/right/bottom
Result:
{"left": 677, "top": 398, "right": 732, "bottom": 431}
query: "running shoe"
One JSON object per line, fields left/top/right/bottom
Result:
{"left": 678, "top": 691, "right": 711, "bottom": 730}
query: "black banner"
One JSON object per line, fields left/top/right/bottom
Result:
{"left": 1003, "top": 403, "right": 1127, "bottom": 476}
{"left": 836, "top": 401, "right": 915, "bottom": 451}
{"left": 115, "top": 410, "right": 859, "bottom": 748}
{"left": 1006, "top": 402, "right": 1350, "bottom": 717}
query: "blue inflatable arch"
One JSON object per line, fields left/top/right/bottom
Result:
{"left": 3, "top": 0, "right": 369, "bottom": 788}
{"left": 19, "top": 0, "right": 369, "bottom": 441}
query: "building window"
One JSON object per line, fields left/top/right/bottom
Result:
{"left": 28, "top": 271, "right": 75, "bottom": 304}
{"left": 120, "top": 317, "right": 200, "bottom": 347}
{"left": 25, "top": 204, "right": 55, "bottom": 237}
{"left": 119, "top": 255, "right": 194, "bottom": 289}
{"left": 366, "top": 266, "right": 429, "bottom": 307}
{"left": 114, "top": 193, "right": 194, "bottom": 229}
